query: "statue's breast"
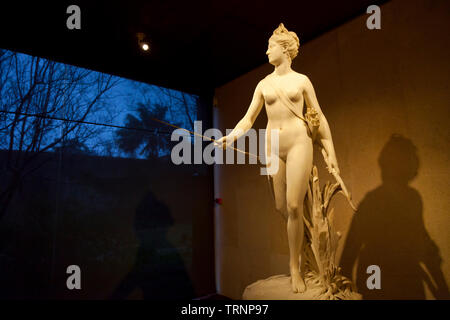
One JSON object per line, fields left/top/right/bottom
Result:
{"left": 263, "top": 86, "right": 303, "bottom": 106}
{"left": 286, "top": 88, "right": 302, "bottom": 103}
{"left": 263, "top": 89, "right": 278, "bottom": 105}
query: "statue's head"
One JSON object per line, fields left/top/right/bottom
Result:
{"left": 266, "top": 23, "right": 300, "bottom": 65}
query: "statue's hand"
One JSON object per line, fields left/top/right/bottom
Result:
{"left": 214, "top": 136, "right": 228, "bottom": 150}
{"left": 321, "top": 148, "right": 340, "bottom": 175}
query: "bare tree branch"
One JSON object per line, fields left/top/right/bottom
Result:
{"left": 0, "top": 51, "right": 120, "bottom": 219}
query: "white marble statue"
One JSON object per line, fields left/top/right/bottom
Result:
{"left": 215, "top": 23, "right": 356, "bottom": 297}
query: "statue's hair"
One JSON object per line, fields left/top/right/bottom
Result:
{"left": 269, "top": 23, "right": 300, "bottom": 60}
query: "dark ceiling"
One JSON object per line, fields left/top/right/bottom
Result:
{"left": 0, "top": 0, "right": 386, "bottom": 96}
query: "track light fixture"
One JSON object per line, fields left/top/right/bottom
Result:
{"left": 136, "top": 32, "right": 150, "bottom": 52}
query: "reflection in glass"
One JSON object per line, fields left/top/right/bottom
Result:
{"left": 0, "top": 49, "right": 206, "bottom": 299}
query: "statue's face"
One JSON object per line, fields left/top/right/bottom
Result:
{"left": 266, "top": 39, "right": 285, "bottom": 65}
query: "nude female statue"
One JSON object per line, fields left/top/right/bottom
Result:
{"left": 215, "top": 23, "right": 340, "bottom": 293}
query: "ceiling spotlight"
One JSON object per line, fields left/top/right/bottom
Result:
{"left": 136, "top": 32, "right": 150, "bottom": 53}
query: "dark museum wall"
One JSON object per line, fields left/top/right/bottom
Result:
{"left": 0, "top": 151, "right": 214, "bottom": 299}
{"left": 213, "top": 0, "right": 449, "bottom": 299}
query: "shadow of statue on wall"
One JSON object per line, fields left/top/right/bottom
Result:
{"left": 340, "top": 134, "right": 449, "bottom": 299}
{"left": 110, "top": 190, "right": 194, "bottom": 299}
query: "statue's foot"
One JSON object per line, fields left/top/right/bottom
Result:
{"left": 291, "top": 271, "right": 306, "bottom": 293}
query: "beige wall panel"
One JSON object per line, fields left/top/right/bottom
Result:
{"left": 214, "top": 0, "right": 450, "bottom": 299}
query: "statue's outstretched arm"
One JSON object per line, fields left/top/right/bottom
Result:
{"left": 215, "top": 81, "right": 264, "bottom": 148}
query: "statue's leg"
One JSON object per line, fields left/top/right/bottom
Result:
{"left": 267, "top": 153, "right": 287, "bottom": 220}
{"left": 286, "top": 142, "right": 313, "bottom": 293}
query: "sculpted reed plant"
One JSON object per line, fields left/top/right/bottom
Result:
{"left": 302, "top": 166, "right": 361, "bottom": 300}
